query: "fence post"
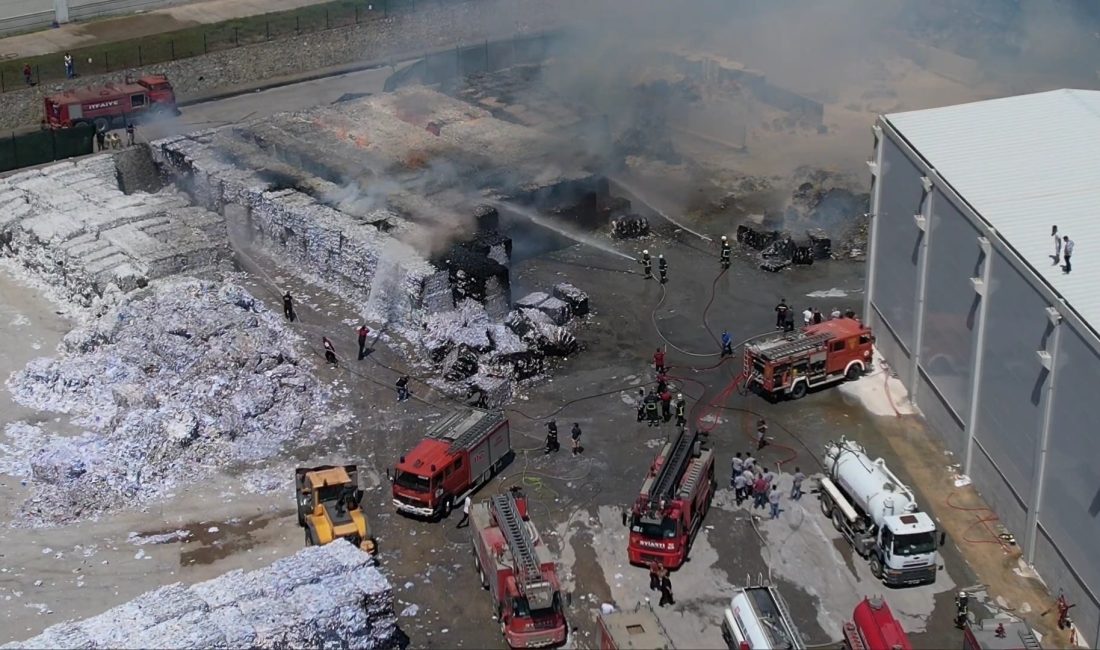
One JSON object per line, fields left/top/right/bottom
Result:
{"left": 170, "top": 40, "right": 176, "bottom": 60}
{"left": 203, "top": 33, "right": 208, "bottom": 54}
{"left": 234, "top": 27, "right": 239, "bottom": 47}
{"left": 35, "top": 65, "right": 40, "bottom": 86}
{"left": 355, "top": 5, "right": 360, "bottom": 23}
{"left": 484, "top": 39, "right": 489, "bottom": 71}
{"left": 296, "top": 16, "right": 300, "bottom": 35}
{"left": 384, "top": 0, "right": 388, "bottom": 17}
{"left": 1, "top": 70, "right": 5, "bottom": 94}
{"left": 325, "top": 9, "right": 329, "bottom": 29}
{"left": 266, "top": 21, "right": 270, "bottom": 40}
{"left": 51, "top": 128, "right": 57, "bottom": 161}
{"left": 138, "top": 45, "right": 143, "bottom": 66}
{"left": 104, "top": 51, "right": 109, "bottom": 73}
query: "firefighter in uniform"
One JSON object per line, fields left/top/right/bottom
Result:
{"left": 720, "top": 235, "right": 731, "bottom": 269}
{"left": 675, "top": 394, "right": 686, "bottom": 428}
{"left": 658, "top": 254, "right": 668, "bottom": 284}
{"left": 639, "top": 250, "right": 652, "bottom": 279}
{"left": 644, "top": 391, "right": 661, "bottom": 427}
{"left": 545, "top": 420, "right": 560, "bottom": 453}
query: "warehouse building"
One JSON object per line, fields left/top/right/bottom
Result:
{"left": 864, "top": 89, "right": 1100, "bottom": 643}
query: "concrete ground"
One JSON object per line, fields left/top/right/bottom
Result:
{"left": 0, "top": 0, "right": 335, "bottom": 58}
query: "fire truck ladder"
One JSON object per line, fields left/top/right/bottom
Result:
{"left": 491, "top": 493, "right": 544, "bottom": 590}
{"left": 760, "top": 332, "right": 833, "bottom": 360}
{"left": 445, "top": 410, "right": 504, "bottom": 454}
{"left": 650, "top": 429, "right": 698, "bottom": 505}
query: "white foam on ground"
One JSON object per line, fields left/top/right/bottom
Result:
{"left": 806, "top": 288, "right": 850, "bottom": 299}
{"left": 836, "top": 349, "right": 916, "bottom": 417}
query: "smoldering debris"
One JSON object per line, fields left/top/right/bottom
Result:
{"left": 2, "top": 278, "right": 340, "bottom": 526}
{"left": 3, "top": 540, "right": 400, "bottom": 650}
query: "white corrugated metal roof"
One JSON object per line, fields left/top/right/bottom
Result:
{"left": 885, "top": 89, "right": 1100, "bottom": 332}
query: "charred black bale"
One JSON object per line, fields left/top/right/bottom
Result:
{"left": 807, "top": 229, "right": 832, "bottom": 259}
{"left": 442, "top": 247, "right": 510, "bottom": 306}
{"left": 737, "top": 224, "right": 780, "bottom": 250}
{"left": 473, "top": 205, "right": 500, "bottom": 232}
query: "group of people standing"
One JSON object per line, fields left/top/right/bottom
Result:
{"left": 730, "top": 451, "right": 806, "bottom": 520}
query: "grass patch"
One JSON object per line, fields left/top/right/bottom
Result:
{"left": 0, "top": 0, "right": 436, "bottom": 93}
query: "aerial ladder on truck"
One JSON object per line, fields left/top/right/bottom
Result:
{"left": 493, "top": 493, "right": 553, "bottom": 608}
{"left": 628, "top": 428, "right": 715, "bottom": 569}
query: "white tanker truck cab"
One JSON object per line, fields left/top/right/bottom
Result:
{"left": 818, "top": 438, "right": 942, "bottom": 586}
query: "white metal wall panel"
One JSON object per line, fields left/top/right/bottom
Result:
{"left": 919, "top": 190, "right": 980, "bottom": 418}
{"left": 868, "top": 136, "right": 924, "bottom": 350}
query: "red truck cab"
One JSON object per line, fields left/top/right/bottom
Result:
{"left": 392, "top": 409, "right": 512, "bottom": 519}
{"left": 44, "top": 75, "right": 178, "bottom": 130}
{"left": 844, "top": 596, "right": 911, "bottom": 650}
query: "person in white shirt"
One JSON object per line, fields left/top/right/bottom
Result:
{"left": 802, "top": 308, "right": 813, "bottom": 326}
{"left": 1062, "top": 236, "right": 1074, "bottom": 274}
{"left": 455, "top": 495, "right": 472, "bottom": 528}
{"left": 1051, "top": 225, "right": 1061, "bottom": 265}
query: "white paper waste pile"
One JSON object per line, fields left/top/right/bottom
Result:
{"left": 3, "top": 277, "right": 338, "bottom": 525}
{"left": 3, "top": 540, "right": 401, "bottom": 650}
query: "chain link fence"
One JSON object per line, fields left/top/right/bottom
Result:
{"left": 1, "top": 0, "right": 453, "bottom": 92}
{"left": 0, "top": 122, "right": 95, "bottom": 172}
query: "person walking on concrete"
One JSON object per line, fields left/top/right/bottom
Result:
{"left": 357, "top": 325, "right": 370, "bottom": 360}
{"left": 656, "top": 370, "right": 669, "bottom": 395}
{"left": 110, "top": 132, "right": 121, "bottom": 149}
{"left": 636, "top": 388, "right": 646, "bottom": 422}
{"left": 545, "top": 420, "right": 560, "bottom": 453}
{"left": 731, "top": 452, "right": 744, "bottom": 487}
{"left": 720, "top": 235, "right": 731, "bottom": 270}
{"left": 733, "top": 472, "right": 747, "bottom": 506}
{"left": 812, "top": 308, "right": 823, "bottom": 324}
{"left": 1063, "top": 236, "right": 1074, "bottom": 274}
{"left": 455, "top": 495, "right": 472, "bottom": 528}
{"left": 64, "top": 53, "right": 74, "bottom": 79}
{"left": 23, "top": 64, "right": 32, "bottom": 86}
{"left": 791, "top": 466, "right": 806, "bottom": 501}
{"left": 774, "top": 299, "right": 789, "bottom": 328}
{"left": 756, "top": 419, "right": 768, "bottom": 450}
{"left": 742, "top": 468, "right": 754, "bottom": 499}
{"left": 783, "top": 308, "right": 795, "bottom": 332}
{"left": 674, "top": 394, "right": 686, "bottom": 428}
{"left": 96, "top": 130, "right": 106, "bottom": 151}
{"left": 844, "top": 308, "right": 856, "bottom": 320}
{"left": 762, "top": 466, "right": 775, "bottom": 490}
{"left": 653, "top": 347, "right": 666, "bottom": 373}
{"left": 645, "top": 391, "right": 660, "bottom": 427}
{"left": 660, "top": 388, "right": 672, "bottom": 422}
{"left": 126, "top": 123, "right": 135, "bottom": 146}
{"left": 743, "top": 451, "right": 756, "bottom": 472}
{"left": 648, "top": 560, "right": 662, "bottom": 591}
{"left": 658, "top": 254, "right": 668, "bottom": 284}
{"left": 658, "top": 572, "right": 674, "bottom": 607}
{"left": 571, "top": 422, "right": 583, "bottom": 455}
{"left": 322, "top": 336, "right": 338, "bottom": 366}
{"left": 768, "top": 485, "right": 782, "bottom": 519}
{"left": 802, "top": 307, "right": 813, "bottom": 327}
{"left": 830, "top": 307, "right": 842, "bottom": 320}
{"left": 283, "top": 291, "right": 296, "bottom": 321}
{"left": 1051, "top": 225, "right": 1061, "bottom": 265}
{"left": 639, "top": 250, "right": 652, "bottom": 279}
{"left": 396, "top": 375, "right": 410, "bottom": 402}
{"left": 721, "top": 330, "right": 733, "bottom": 357}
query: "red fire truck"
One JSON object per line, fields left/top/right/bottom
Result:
{"left": 627, "top": 428, "right": 716, "bottom": 570}
{"left": 391, "top": 408, "right": 513, "bottom": 520}
{"left": 44, "top": 75, "right": 179, "bottom": 131}
{"left": 843, "top": 596, "right": 911, "bottom": 650}
{"left": 471, "top": 488, "right": 568, "bottom": 649}
{"left": 742, "top": 318, "right": 874, "bottom": 400}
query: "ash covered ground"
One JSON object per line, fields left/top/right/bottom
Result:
{"left": 1, "top": 0, "right": 1091, "bottom": 646}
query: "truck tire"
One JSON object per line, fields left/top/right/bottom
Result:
{"left": 845, "top": 362, "right": 864, "bottom": 381}
{"left": 442, "top": 496, "right": 454, "bottom": 518}
{"left": 820, "top": 494, "right": 834, "bottom": 518}
{"left": 870, "top": 555, "right": 884, "bottom": 580}
{"left": 304, "top": 528, "right": 313, "bottom": 546}
{"left": 832, "top": 508, "right": 845, "bottom": 532}
{"left": 789, "top": 381, "right": 807, "bottom": 400}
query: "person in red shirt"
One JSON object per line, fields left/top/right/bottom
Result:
{"left": 660, "top": 389, "right": 672, "bottom": 422}
{"left": 653, "top": 347, "right": 666, "bottom": 373}
{"left": 357, "top": 325, "right": 370, "bottom": 360}
{"left": 752, "top": 474, "right": 768, "bottom": 510}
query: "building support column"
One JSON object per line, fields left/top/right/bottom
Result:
{"left": 907, "top": 176, "right": 934, "bottom": 399}
{"left": 963, "top": 237, "right": 993, "bottom": 476}
{"left": 863, "top": 124, "right": 885, "bottom": 325}
{"left": 54, "top": 0, "right": 70, "bottom": 25}
{"left": 1025, "top": 306, "right": 1063, "bottom": 563}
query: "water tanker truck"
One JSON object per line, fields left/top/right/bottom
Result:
{"left": 817, "top": 438, "right": 942, "bottom": 586}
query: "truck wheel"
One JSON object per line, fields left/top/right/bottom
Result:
{"left": 789, "top": 381, "right": 807, "bottom": 400}
{"left": 845, "top": 363, "right": 863, "bottom": 381}
{"left": 832, "top": 509, "right": 844, "bottom": 532}
{"left": 304, "top": 528, "right": 313, "bottom": 546}
{"left": 820, "top": 495, "right": 833, "bottom": 518}
{"left": 443, "top": 496, "right": 454, "bottom": 518}
{"left": 870, "top": 556, "right": 884, "bottom": 580}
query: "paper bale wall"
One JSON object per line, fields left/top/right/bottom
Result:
{"left": 4, "top": 540, "right": 400, "bottom": 650}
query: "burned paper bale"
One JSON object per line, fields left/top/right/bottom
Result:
{"left": 552, "top": 283, "right": 589, "bottom": 316}
{"left": 469, "top": 374, "right": 514, "bottom": 407}
{"left": 760, "top": 257, "right": 791, "bottom": 273}
{"left": 536, "top": 296, "right": 571, "bottom": 326}
{"left": 611, "top": 213, "right": 649, "bottom": 239}
{"left": 442, "top": 345, "right": 480, "bottom": 382}
{"left": 537, "top": 324, "right": 579, "bottom": 357}
{"left": 736, "top": 224, "right": 779, "bottom": 250}
{"left": 806, "top": 229, "right": 832, "bottom": 259}
{"left": 515, "top": 292, "right": 550, "bottom": 311}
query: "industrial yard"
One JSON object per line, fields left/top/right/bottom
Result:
{"left": 1, "top": 1, "right": 1096, "bottom": 648}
